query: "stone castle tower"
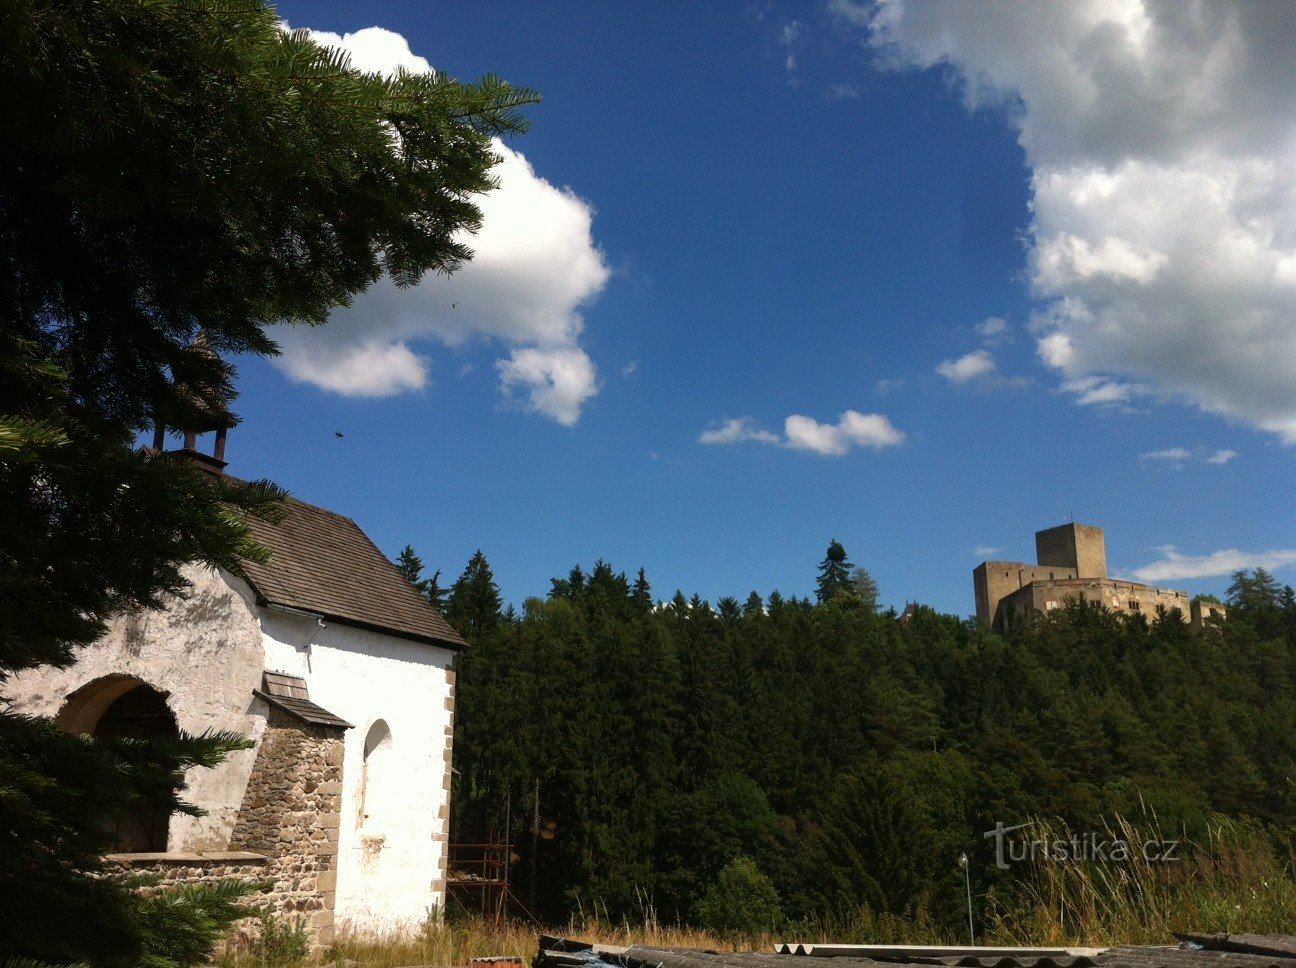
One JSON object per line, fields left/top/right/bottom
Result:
{"left": 974, "top": 523, "right": 1222, "bottom": 631}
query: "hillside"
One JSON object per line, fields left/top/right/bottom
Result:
{"left": 442, "top": 557, "right": 1296, "bottom": 938}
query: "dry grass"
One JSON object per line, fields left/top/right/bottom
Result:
{"left": 981, "top": 815, "right": 1296, "bottom": 947}
{"left": 223, "top": 816, "right": 1296, "bottom": 967}
{"left": 326, "top": 910, "right": 774, "bottom": 968}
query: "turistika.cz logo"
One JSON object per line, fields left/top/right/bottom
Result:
{"left": 982, "top": 821, "right": 1180, "bottom": 870}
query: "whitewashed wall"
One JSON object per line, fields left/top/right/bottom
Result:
{"left": 261, "top": 610, "right": 456, "bottom": 932}
{"left": 6, "top": 565, "right": 457, "bottom": 933}
{"left": 4, "top": 565, "right": 268, "bottom": 850}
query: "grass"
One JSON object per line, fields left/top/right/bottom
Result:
{"left": 981, "top": 815, "right": 1296, "bottom": 947}
{"left": 326, "top": 915, "right": 747, "bottom": 968}
{"left": 220, "top": 815, "right": 1296, "bottom": 966}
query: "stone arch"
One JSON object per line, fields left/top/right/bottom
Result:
{"left": 56, "top": 675, "right": 180, "bottom": 852}
{"left": 357, "top": 719, "right": 393, "bottom": 832}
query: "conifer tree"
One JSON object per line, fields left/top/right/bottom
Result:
{"left": 447, "top": 550, "right": 505, "bottom": 643}
{"left": 395, "top": 544, "right": 427, "bottom": 586}
{"left": 850, "top": 565, "right": 881, "bottom": 611}
{"left": 815, "top": 539, "right": 855, "bottom": 603}
{"left": 0, "top": 2, "right": 535, "bottom": 962}
{"left": 632, "top": 567, "right": 654, "bottom": 613}
{"left": 394, "top": 544, "right": 448, "bottom": 614}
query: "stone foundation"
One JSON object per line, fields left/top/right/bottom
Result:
{"left": 104, "top": 852, "right": 273, "bottom": 949}
{"left": 105, "top": 850, "right": 270, "bottom": 889}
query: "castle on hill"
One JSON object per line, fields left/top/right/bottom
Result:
{"left": 974, "top": 522, "right": 1225, "bottom": 632}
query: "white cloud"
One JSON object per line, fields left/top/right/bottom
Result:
{"left": 784, "top": 410, "right": 906, "bottom": 454}
{"left": 496, "top": 347, "right": 598, "bottom": 427}
{"left": 1135, "top": 445, "right": 1240, "bottom": 466}
{"left": 1034, "top": 234, "right": 1167, "bottom": 288}
{"left": 270, "top": 27, "right": 609, "bottom": 425}
{"left": 1127, "top": 545, "right": 1296, "bottom": 583}
{"left": 274, "top": 341, "right": 428, "bottom": 397}
{"left": 977, "top": 316, "right": 1008, "bottom": 343}
{"left": 699, "top": 417, "right": 781, "bottom": 446}
{"left": 699, "top": 410, "right": 905, "bottom": 455}
{"left": 826, "top": 82, "right": 862, "bottom": 100}
{"left": 777, "top": 20, "right": 798, "bottom": 77}
{"left": 876, "top": 378, "right": 905, "bottom": 394}
{"left": 862, "top": 1, "right": 1296, "bottom": 442}
{"left": 300, "top": 26, "right": 431, "bottom": 74}
{"left": 621, "top": 360, "right": 638, "bottom": 377}
{"left": 937, "top": 349, "right": 996, "bottom": 384}
{"left": 1139, "top": 446, "right": 1191, "bottom": 463}
{"left": 1058, "top": 374, "right": 1142, "bottom": 407}
{"left": 974, "top": 545, "right": 1001, "bottom": 558}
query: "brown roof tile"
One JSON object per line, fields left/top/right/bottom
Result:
{"left": 238, "top": 497, "right": 466, "bottom": 650}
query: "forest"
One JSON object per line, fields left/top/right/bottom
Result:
{"left": 396, "top": 544, "right": 1296, "bottom": 937}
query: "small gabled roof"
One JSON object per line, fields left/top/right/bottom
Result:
{"left": 238, "top": 497, "right": 467, "bottom": 650}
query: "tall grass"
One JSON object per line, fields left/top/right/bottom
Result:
{"left": 981, "top": 814, "right": 1296, "bottom": 946}
{"left": 221, "top": 815, "right": 1296, "bottom": 966}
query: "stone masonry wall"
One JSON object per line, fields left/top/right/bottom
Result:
{"left": 104, "top": 852, "right": 269, "bottom": 891}
{"left": 103, "top": 852, "right": 273, "bottom": 951}
{"left": 975, "top": 561, "right": 1079, "bottom": 627}
{"left": 232, "top": 705, "right": 346, "bottom": 947}
{"left": 1001, "top": 578, "right": 1193, "bottom": 630}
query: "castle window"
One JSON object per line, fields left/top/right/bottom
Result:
{"left": 1129, "top": 599, "right": 1141, "bottom": 611}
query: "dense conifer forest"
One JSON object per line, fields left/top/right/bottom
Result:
{"left": 398, "top": 546, "right": 1296, "bottom": 935}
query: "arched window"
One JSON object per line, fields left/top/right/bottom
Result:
{"left": 358, "top": 719, "right": 393, "bottom": 832}
{"left": 57, "top": 677, "right": 179, "bottom": 852}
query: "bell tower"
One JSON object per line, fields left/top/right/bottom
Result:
{"left": 149, "top": 332, "right": 234, "bottom": 478}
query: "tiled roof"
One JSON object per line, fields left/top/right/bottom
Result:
{"left": 238, "top": 497, "right": 467, "bottom": 650}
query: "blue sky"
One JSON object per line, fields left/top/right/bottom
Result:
{"left": 234, "top": 0, "right": 1296, "bottom": 615}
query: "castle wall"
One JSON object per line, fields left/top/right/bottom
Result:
{"left": 974, "top": 560, "right": 1078, "bottom": 626}
{"left": 260, "top": 610, "right": 457, "bottom": 934}
{"left": 1190, "top": 599, "right": 1228, "bottom": 630}
{"left": 1000, "top": 578, "right": 1193, "bottom": 629}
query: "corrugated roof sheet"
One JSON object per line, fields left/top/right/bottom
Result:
{"left": 238, "top": 497, "right": 466, "bottom": 650}
{"left": 534, "top": 934, "right": 1296, "bottom": 968}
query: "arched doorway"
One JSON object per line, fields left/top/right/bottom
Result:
{"left": 57, "top": 676, "right": 180, "bottom": 852}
